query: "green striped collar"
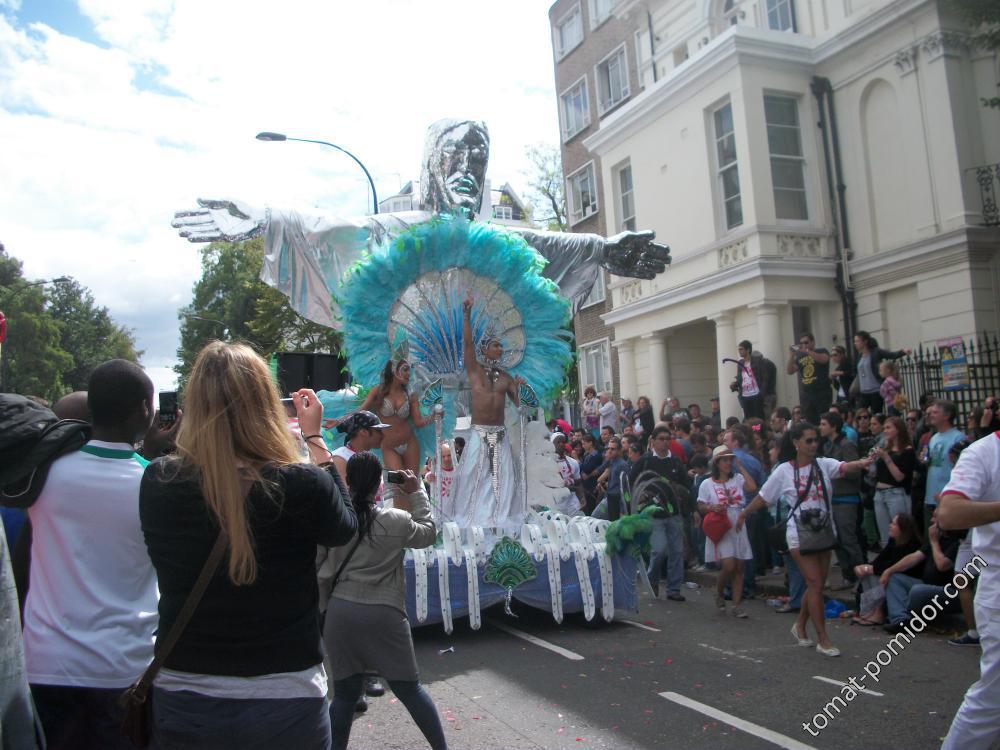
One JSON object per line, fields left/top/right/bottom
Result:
{"left": 80, "top": 443, "right": 149, "bottom": 467}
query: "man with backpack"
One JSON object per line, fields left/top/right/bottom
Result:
{"left": 630, "top": 425, "right": 691, "bottom": 602}
{"left": 19, "top": 360, "right": 161, "bottom": 749}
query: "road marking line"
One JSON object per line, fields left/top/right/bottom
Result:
{"left": 812, "top": 675, "right": 884, "bottom": 697}
{"left": 621, "top": 619, "right": 662, "bottom": 632}
{"left": 697, "top": 642, "right": 764, "bottom": 664}
{"left": 658, "top": 692, "right": 818, "bottom": 750}
{"left": 485, "top": 619, "right": 585, "bottom": 661}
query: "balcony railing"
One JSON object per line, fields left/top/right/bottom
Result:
{"left": 972, "top": 163, "right": 1000, "bottom": 227}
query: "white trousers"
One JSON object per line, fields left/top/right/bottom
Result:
{"left": 942, "top": 600, "right": 1000, "bottom": 749}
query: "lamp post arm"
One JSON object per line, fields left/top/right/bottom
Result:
{"left": 286, "top": 138, "right": 379, "bottom": 214}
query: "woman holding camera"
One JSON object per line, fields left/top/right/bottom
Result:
{"left": 321, "top": 452, "right": 445, "bottom": 750}
{"left": 140, "top": 342, "right": 358, "bottom": 749}
{"left": 738, "top": 423, "right": 871, "bottom": 657}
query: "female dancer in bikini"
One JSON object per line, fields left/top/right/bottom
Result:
{"left": 355, "top": 359, "right": 434, "bottom": 474}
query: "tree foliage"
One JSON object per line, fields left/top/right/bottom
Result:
{"left": 950, "top": 0, "right": 1000, "bottom": 107}
{"left": 174, "top": 238, "right": 341, "bottom": 387}
{"left": 522, "top": 143, "right": 568, "bottom": 231}
{"left": 0, "top": 245, "right": 140, "bottom": 401}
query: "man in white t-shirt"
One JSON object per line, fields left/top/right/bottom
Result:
{"left": 939, "top": 430, "right": 1000, "bottom": 750}
{"left": 24, "top": 359, "right": 158, "bottom": 750}
{"left": 598, "top": 391, "right": 619, "bottom": 433}
{"left": 552, "top": 433, "right": 583, "bottom": 516}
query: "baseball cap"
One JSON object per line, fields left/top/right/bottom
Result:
{"left": 337, "top": 410, "right": 391, "bottom": 434}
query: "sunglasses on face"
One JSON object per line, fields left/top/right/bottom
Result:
{"left": 801, "top": 437, "right": 819, "bottom": 445}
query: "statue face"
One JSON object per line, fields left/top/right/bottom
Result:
{"left": 436, "top": 124, "right": 488, "bottom": 212}
{"left": 421, "top": 120, "right": 490, "bottom": 214}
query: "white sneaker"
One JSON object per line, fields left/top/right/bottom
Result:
{"left": 791, "top": 623, "right": 815, "bottom": 647}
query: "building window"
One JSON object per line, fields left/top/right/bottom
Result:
{"left": 765, "top": 0, "right": 795, "bottom": 31}
{"left": 722, "top": 0, "right": 740, "bottom": 26}
{"left": 560, "top": 77, "right": 591, "bottom": 140}
{"left": 713, "top": 102, "right": 742, "bottom": 230}
{"left": 555, "top": 4, "right": 583, "bottom": 58}
{"left": 580, "top": 339, "right": 612, "bottom": 394}
{"left": 764, "top": 94, "right": 808, "bottom": 220}
{"left": 596, "top": 45, "right": 630, "bottom": 114}
{"left": 582, "top": 270, "right": 606, "bottom": 307}
{"left": 567, "top": 162, "right": 598, "bottom": 224}
{"left": 616, "top": 163, "right": 635, "bottom": 232}
{"left": 792, "top": 305, "right": 812, "bottom": 339}
{"left": 494, "top": 205, "right": 513, "bottom": 220}
{"left": 590, "top": 0, "right": 614, "bottom": 28}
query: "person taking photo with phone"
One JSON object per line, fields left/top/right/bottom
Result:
{"left": 139, "top": 342, "right": 358, "bottom": 749}
{"left": 320, "top": 452, "right": 445, "bottom": 750}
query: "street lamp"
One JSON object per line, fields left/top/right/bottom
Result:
{"left": 182, "top": 313, "right": 230, "bottom": 339}
{"left": 256, "top": 131, "right": 379, "bottom": 215}
{"left": 0, "top": 276, "right": 71, "bottom": 304}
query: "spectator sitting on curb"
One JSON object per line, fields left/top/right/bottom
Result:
{"left": 881, "top": 508, "right": 962, "bottom": 634}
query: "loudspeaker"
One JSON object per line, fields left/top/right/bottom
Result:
{"left": 275, "top": 352, "right": 349, "bottom": 394}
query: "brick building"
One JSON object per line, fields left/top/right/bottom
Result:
{"left": 549, "top": 0, "right": 648, "bottom": 408}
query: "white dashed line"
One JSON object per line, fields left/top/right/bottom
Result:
{"left": 620, "top": 619, "right": 662, "bottom": 632}
{"left": 697, "top": 642, "right": 764, "bottom": 664}
{"left": 812, "top": 675, "right": 884, "bottom": 697}
{"left": 485, "top": 619, "right": 585, "bottom": 661}
{"left": 659, "top": 691, "right": 819, "bottom": 750}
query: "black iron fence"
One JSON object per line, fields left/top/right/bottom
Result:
{"left": 897, "top": 332, "right": 1000, "bottom": 418}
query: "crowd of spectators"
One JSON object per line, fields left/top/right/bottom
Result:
{"left": 558, "top": 330, "right": 999, "bottom": 657}
{"left": 2, "top": 328, "right": 1000, "bottom": 747}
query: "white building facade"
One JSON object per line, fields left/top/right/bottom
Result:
{"left": 572, "top": 0, "right": 1000, "bottom": 420}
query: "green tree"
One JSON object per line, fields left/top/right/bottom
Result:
{"left": 175, "top": 239, "right": 341, "bottom": 386}
{"left": 950, "top": 0, "right": 1000, "bottom": 107}
{"left": 0, "top": 248, "right": 72, "bottom": 400}
{"left": 522, "top": 143, "right": 568, "bottom": 231}
{"left": 47, "top": 278, "right": 142, "bottom": 392}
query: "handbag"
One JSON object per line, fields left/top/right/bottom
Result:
{"left": 701, "top": 509, "right": 732, "bottom": 544}
{"left": 765, "top": 462, "right": 818, "bottom": 555}
{"left": 793, "top": 462, "right": 838, "bottom": 555}
{"left": 119, "top": 531, "right": 228, "bottom": 747}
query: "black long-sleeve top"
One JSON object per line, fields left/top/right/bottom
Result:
{"left": 139, "top": 460, "right": 356, "bottom": 676}
{"left": 874, "top": 447, "right": 917, "bottom": 492}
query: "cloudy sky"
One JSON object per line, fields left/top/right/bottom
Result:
{"left": 0, "top": 0, "right": 560, "bottom": 394}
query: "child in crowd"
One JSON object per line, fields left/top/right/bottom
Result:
{"left": 879, "top": 361, "right": 902, "bottom": 416}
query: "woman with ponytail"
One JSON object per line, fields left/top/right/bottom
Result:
{"left": 139, "top": 341, "right": 357, "bottom": 749}
{"left": 320, "top": 452, "right": 445, "bottom": 750}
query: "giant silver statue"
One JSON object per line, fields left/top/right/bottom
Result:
{"left": 172, "top": 119, "right": 671, "bottom": 328}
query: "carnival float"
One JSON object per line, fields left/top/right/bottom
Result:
{"left": 173, "top": 118, "right": 671, "bottom": 633}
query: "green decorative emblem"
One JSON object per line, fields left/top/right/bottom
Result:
{"left": 484, "top": 537, "right": 537, "bottom": 590}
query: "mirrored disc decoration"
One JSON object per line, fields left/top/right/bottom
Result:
{"left": 387, "top": 268, "right": 525, "bottom": 376}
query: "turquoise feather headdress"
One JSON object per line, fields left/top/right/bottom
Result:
{"left": 337, "top": 214, "right": 572, "bottom": 401}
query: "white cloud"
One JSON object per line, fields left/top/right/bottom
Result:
{"left": 0, "top": 1, "right": 560, "bottom": 391}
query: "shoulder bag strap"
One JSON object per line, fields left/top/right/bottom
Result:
{"left": 131, "top": 531, "right": 228, "bottom": 701}
{"left": 327, "top": 535, "right": 365, "bottom": 592}
{"left": 789, "top": 461, "right": 815, "bottom": 516}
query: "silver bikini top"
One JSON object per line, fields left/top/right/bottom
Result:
{"left": 380, "top": 397, "right": 410, "bottom": 419}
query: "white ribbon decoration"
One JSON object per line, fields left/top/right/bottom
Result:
{"left": 435, "top": 548, "right": 453, "bottom": 634}
{"left": 406, "top": 547, "right": 430, "bottom": 623}
{"left": 542, "top": 540, "right": 563, "bottom": 623}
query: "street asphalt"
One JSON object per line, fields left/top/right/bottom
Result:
{"left": 343, "top": 583, "right": 991, "bottom": 750}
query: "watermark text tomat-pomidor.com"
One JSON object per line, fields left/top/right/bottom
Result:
{"left": 802, "top": 555, "right": 988, "bottom": 737}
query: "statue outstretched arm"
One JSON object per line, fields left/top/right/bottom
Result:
{"left": 172, "top": 198, "right": 432, "bottom": 329}
{"left": 515, "top": 227, "right": 671, "bottom": 313}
